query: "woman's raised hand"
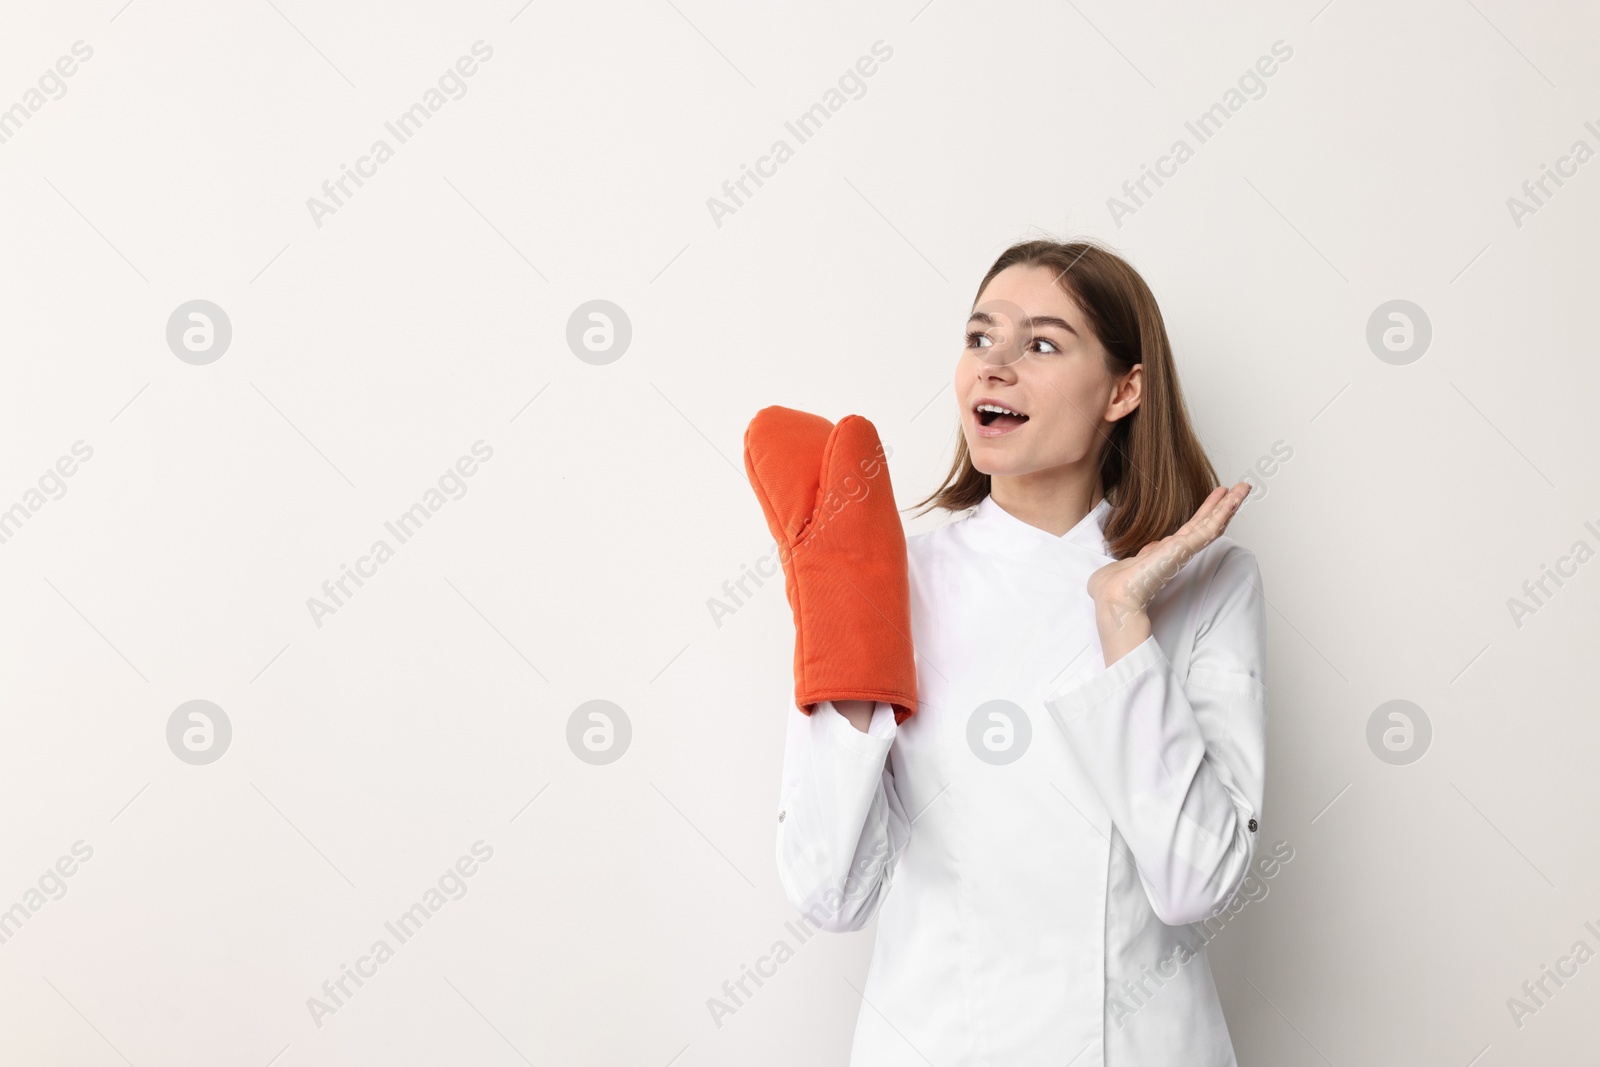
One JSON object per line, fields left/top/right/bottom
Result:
{"left": 1088, "top": 482, "right": 1252, "bottom": 630}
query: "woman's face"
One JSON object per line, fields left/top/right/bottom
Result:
{"left": 955, "top": 263, "right": 1141, "bottom": 479}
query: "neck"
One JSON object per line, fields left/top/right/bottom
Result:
{"left": 988, "top": 468, "right": 1103, "bottom": 537}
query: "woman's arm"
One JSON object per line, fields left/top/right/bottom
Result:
{"left": 1046, "top": 544, "right": 1267, "bottom": 926}
{"left": 774, "top": 700, "right": 911, "bottom": 933}
{"left": 832, "top": 699, "right": 876, "bottom": 733}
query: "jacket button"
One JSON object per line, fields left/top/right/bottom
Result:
{"left": 778, "top": 811, "right": 786, "bottom": 823}
{"left": 1247, "top": 818, "right": 1257, "bottom": 832}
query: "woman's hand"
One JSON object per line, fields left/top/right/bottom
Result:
{"left": 1089, "top": 482, "right": 1252, "bottom": 666}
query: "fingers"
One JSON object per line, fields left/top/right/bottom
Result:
{"left": 1217, "top": 480, "right": 1251, "bottom": 527}
{"left": 1191, "top": 482, "right": 1251, "bottom": 543}
{"left": 1170, "top": 482, "right": 1250, "bottom": 551}
{"left": 1104, "top": 483, "right": 1252, "bottom": 616}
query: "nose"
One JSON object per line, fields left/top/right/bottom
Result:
{"left": 978, "top": 356, "right": 1019, "bottom": 386}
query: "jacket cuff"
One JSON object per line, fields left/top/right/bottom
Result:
{"left": 1044, "top": 634, "right": 1167, "bottom": 724}
{"left": 817, "top": 700, "right": 897, "bottom": 757}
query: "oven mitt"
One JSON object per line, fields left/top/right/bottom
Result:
{"left": 743, "top": 406, "right": 918, "bottom": 724}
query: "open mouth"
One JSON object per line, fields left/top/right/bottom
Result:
{"left": 975, "top": 402, "right": 1029, "bottom": 431}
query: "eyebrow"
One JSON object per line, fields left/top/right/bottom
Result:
{"left": 967, "top": 310, "right": 1079, "bottom": 337}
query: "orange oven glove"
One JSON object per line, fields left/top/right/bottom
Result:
{"left": 742, "top": 406, "right": 918, "bottom": 724}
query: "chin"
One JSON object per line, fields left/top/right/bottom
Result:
{"left": 965, "top": 450, "right": 1016, "bottom": 477}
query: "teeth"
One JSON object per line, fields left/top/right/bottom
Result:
{"left": 976, "top": 403, "right": 1026, "bottom": 418}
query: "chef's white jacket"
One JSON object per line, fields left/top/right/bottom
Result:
{"left": 775, "top": 493, "right": 1268, "bottom": 1066}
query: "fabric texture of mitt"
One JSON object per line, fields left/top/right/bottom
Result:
{"left": 742, "top": 406, "right": 918, "bottom": 724}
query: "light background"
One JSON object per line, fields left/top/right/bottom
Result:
{"left": 1, "top": 0, "right": 1597, "bottom": 1064}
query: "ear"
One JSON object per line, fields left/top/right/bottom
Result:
{"left": 1107, "top": 363, "right": 1143, "bottom": 422}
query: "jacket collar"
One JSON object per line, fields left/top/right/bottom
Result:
{"left": 967, "top": 492, "right": 1113, "bottom": 557}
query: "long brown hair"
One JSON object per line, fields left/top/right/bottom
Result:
{"left": 909, "top": 238, "right": 1219, "bottom": 561}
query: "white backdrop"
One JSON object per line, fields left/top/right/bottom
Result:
{"left": 2, "top": 0, "right": 1598, "bottom": 1063}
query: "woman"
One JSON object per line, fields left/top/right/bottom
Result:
{"left": 746, "top": 238, "right": 1266, "bottom": 1065}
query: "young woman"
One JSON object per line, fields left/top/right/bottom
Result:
{"left": 751, "top": 239, "right": 1266, "bottom": 1065}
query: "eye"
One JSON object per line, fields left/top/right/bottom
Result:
{"left": 965, "top": 330, "right": 1061, "bottom": 356}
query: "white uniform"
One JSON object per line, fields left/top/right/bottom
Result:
{"left": 775, "top": 492, "right": 1269, "bottom": 1066}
